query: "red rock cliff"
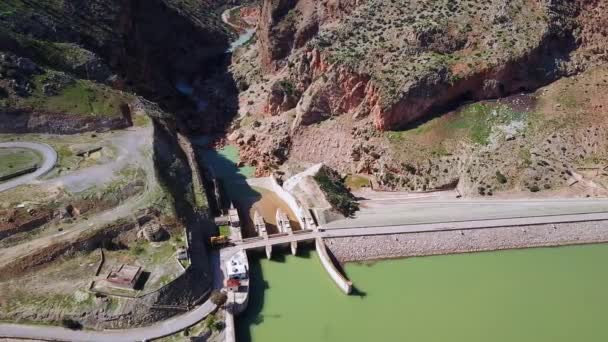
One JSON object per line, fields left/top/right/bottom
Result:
{"left": 258, "top": 0, "right": 362, "bottom": 71}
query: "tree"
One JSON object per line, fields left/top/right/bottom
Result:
{"left": 495, "top": 171, "right": 508, "bottom": 184}
{"left": 210, "top": 290, "right": 227, "bottom": 307}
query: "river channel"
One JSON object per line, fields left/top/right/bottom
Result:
{"left": 236, "top": 244, "right": 608, "bottom": 342}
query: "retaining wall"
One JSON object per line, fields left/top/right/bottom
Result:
{"left": 315, "top": 238, "right": 352, "bottom": 295}
{"left": 225, "top": 294, "right": 237, "bottom": 342}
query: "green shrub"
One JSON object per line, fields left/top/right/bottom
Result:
{"left": 210, "top": 289, "right": 227, "bottom": 307}
{"left": 314, "top": 166, "right": 359, "bottom": 217}
{"left": 277, "top": 80, "right": 297, "bottom": 97}
{"left": 495, "top": 171, "right": 508, "bottom": 184}
{"left": 61, "top": 318, "right": 82, "bottom": 330}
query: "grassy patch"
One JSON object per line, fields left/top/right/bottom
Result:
{"left": 519, "top": 148, "right": 532, "bottom": 167}
{"left": 0, "top": 147, "right": 41, "bottom": 178}
{"left": 445, "top": 103, "right": 494, "bottom": 145}
{"left": 3, "top": 291, "right": 91, "bottom": 314}
{"left": 219, "top": 225, "right": 231, "bottom": 236}
{"left": 24, "top": 75, "right": 130, "bottom": 118}
{"left": 158, "top": 274, "right": 172, "bottom": 286}
{"left": 388, "top": 102, "right": 528, "bottom": 149}
{"left": 345, "top": 174, "right": 370, "bottom": 190}
{"left": 133, "top": 114, "right": 151, "bottom": 127}
{"left": 179, "top": 258, "right": 191, "bottom": 269}
{"left": 128, "top": 240, "right": 176, "bottom": 265}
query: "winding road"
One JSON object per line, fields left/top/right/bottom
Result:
{"left": 3, "top": 197, "right": 608, "bottom": 341}
{"left": 0, "top": 141, "right": 57, "bottom": 192}
{"left": 0, "top": 300, "right": 216, "bottom": 342}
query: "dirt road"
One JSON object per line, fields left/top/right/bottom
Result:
{"left": 0, "top": 142, "right": 57, "bottom": 192}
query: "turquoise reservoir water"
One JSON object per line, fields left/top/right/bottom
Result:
{"left": 237, "top": 244, "right": 608, "bottom": 342}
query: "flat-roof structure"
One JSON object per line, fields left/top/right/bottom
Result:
{"left": 215, "top": 215, "right": 230, "bottom": 226}
{"left": 226, "top": 254, "right": 248, "bottom": 280}
{"left": 106, "top": 264, "right": 142, "bottom": 289}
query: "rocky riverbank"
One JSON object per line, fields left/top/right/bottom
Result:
{"left": 326, "top": 220, "right": 608, "bottom": 264}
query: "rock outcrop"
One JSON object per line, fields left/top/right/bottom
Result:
{"left": 0, "top": 0, "right": 232, "bottom": 133}
{"left": 257, "top": 0, "right": 605, "bottom": 131}
{"left": 0, "top": 110, "right": 131, "bottom": 134}
{"left": 232, "top": 0, "right": 608, "bottom": 195}
{"left": 258, "top": 0, "right": 362, "bottom": 71}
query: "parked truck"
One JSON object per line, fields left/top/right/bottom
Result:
{"left": 210, "top": 235, "right": 230, "bottom": 248}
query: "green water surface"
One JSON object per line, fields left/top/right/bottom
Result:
{"left": 198, "top": 143, "right": 258, "bottom": 200}
{"left": 200, "top": 144, "right": 255, "bottom": 179}
{"left": 237, "top": 244, "right": 608, "bottom": 342}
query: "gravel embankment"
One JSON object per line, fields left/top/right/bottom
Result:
{"left": 326, "top": 220, "right": 608, "bottom": 263}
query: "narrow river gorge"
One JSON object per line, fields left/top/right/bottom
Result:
{"left": 237, "top": 244, "right": 608, "bottom": 342}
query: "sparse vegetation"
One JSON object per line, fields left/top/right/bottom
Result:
{"left": 277, "top": 80, "right": 297, "bottom": 97}
{"left": 24, "top": 76, "right": 131, "bottom": 118}
{"left": 345, "top": 174, "right": 370, "bottom": 190}
{"left": 210, "top": 290, "right": 228, "bottom": 307}
{"left": 219, "top": 225, "right": 231, "bottom": 236}
{"left": 312, "top": 0, "right": 548, "bottom": 106}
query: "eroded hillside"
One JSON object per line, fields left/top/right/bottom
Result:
{"left": 230, "top": 0, "right": 608, "bottom": 196}
{"left": 0, "top": 0, "right": 232, "bottom": 330}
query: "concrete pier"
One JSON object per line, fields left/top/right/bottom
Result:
{"left": 291, "top": 241, "right": 298, "bottom": 255}
{"left": 265, "top": 245, "right": 272, "bottom": 259}
{"left": 315, "top": 238, "right": 352, "bottom": 294}
{"left": 224, "top": 293, "right": 236, "bottom": 342}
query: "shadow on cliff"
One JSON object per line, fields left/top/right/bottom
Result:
{"left": 152, "top": 121, "right": 216, "bottom": 304}
{"left": 192, "top": 138, "right": 266, "bottom": 238}
{"left": 89, "top": 0, "right": 239, "bottom": 136}
{"left": 171, "top": 52, "right": 240, "bottom": 135}
{"left": 391, "top": 29, "right": 577, "bottom": 133}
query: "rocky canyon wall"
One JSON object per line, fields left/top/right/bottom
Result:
{"left": 258, "top": 0, "right": 605, "bottom": 131}
{"left": 258, "top": 0, "right": 362, "bottom": 71}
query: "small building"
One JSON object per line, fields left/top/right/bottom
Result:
{"left": 176, "top": 247, "right": 188, "bottom": 260}
{"left": 215, "top": 215, "right": 230, "bottom": 226}
{"left": 226, "top": 255, "right": 248, "bottom": 280}
{"left": 106, "top": 264, "right": 142, "bottom": 289}
{"left": 227, "top": 262, "right": 248, "bottom": 280}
